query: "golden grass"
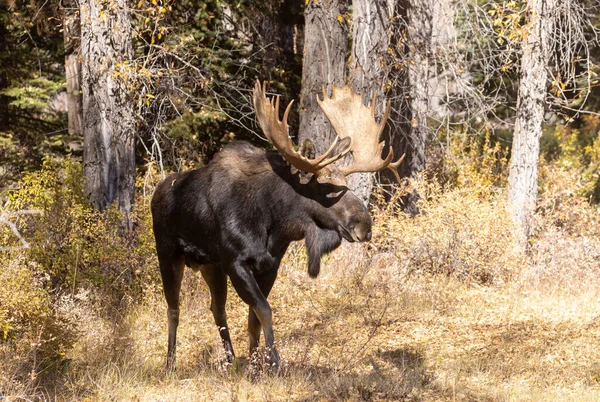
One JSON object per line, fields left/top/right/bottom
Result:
{"left": 27, "top": 234, "right": 598, "bottom": 402}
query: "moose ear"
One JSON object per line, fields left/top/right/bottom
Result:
{"left": 298, "top": 138, "right": 316, "bottom": 159}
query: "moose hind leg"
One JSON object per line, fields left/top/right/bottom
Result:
{"left": 199, "top": 265, "right": 235, "bottom": 362}
{"left": 159, "top": 253, "right": 185, "bottom": 371}
{"left": 248, "top": 268, "right": 278, "bottom": 359}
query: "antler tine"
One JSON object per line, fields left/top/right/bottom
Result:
{"left": 274, "top": 93, "right": 281, "bottom": 119}
{"left": 253, "top": 80, "right": 351, "bottom": 174}
{"left": 322, "top": 87, "right": 332, "bottom": 103}
{"left": 386, "top": 152, "right": 406, "bottom": 183}
{"left": 341, "top": 143, "right": 394, "bottom": 176}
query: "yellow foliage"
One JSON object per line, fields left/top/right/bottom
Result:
{"left": 373, "top": 181, "right": 518, "bottom": 284}
{"left": 436, "top": 131, "right": 509, "bottom": 198}
{"left": 0, "top": 256, "right": 50, "bottom": 340}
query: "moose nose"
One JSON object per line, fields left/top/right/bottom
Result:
{"left": 352, "top": 226, "right": 372, "bottom": 242}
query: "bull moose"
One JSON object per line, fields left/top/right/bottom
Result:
{"left": 151, "top": 81, "right": 403, "bottom": 372}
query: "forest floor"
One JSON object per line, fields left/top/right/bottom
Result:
{"left": 41, "top": 243, "right": 600, "bottom": 402}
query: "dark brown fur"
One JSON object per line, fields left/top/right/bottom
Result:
{"left": 151, "top": 141, "right": 372, "bottom": 372}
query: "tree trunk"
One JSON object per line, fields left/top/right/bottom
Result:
{"left": 258, "top": 0, "right": 297, "bottom": 80}
{"left": 508, "top": 0, "right": 556, "bottom": 245}
{"left": 405, "top": 0, "right": 431, "bottom": 178}
{"left": 80, "top": 0, "right": 136, "bottom": 229}
{"left": 347, "top": 0, "right": 395, "bottom": 206}
{"left": 254, "top": 0, "right": 303, "bottom": 138}
{"left": 61, "top": 0, "right": 83, "bottom": 138}
{"left": 428, "top": 0, "right": 461, "bottom": 117}
{"left": 299, "top": 0, "right": 349, "bottom": 154}
{"left": 392, "top": 0, "right": 433, "bottom": 214}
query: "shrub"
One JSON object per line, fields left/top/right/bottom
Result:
{"left": 373, "top": 183, "right": 519, "bottom": 284}
{"left": 435, "top": 131, "right": 510, "bottom": 196}
{"left": 6, "top": 157, "right": 159, "bottom": 296}
{"left": 0, "top": 255, "right": 77, "bottom": 390}
{"left": 1, "top": 156, "right": 159, "bottom": 390}
{"left": 372, "top": 134, "right": 517, "bottom": 284}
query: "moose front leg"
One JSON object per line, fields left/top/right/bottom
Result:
{"left": 227, "top": 260, "right": 280, "bottom": 373}
{"left": 248, "top": 268, "right": 279, "bottom": 359}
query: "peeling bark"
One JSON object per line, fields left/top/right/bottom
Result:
{"left": 80, "top": 0, "right": 136, "bottom": 229}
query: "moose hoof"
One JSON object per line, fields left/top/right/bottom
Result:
{"left": 165, "top": 360, "right": 176, "bottom": 373}
{"left": 268, "top": 349, "right": 280, "bottom": 376}
{"left": 224, "top": 349, "right": 235, "bottom": 364}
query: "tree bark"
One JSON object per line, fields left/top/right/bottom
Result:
{"left": 259, "top": 0, "right": 299, "bottom": 79}
{"left": 299, "top": 0, "right": 349, "bottom": 155}
{"left": 391, "top": 0, "right": 433, "bottom": 214}
{"left": 508, "top": 0, "right": 556, "bottom": 245}
{"left": 61, "top": 0, "right": 83, "bottom": 138}
{"left": 80, "top": 0, "right": 136, "bottom": 229}
{"left": 347, "top": 0, "right": 395, "bottom": 206}
{"left": 405, "top": 0, "right": 431, "bottom": 178}
{"left": 253, "top": 0, "right": 303, "bottom": 138}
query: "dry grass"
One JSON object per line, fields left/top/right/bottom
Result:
{"left": 4, "top": 169, "right": 600, "bottom": 401}
{"left": 34, "top": 247, "right": 600, "bottom": 402}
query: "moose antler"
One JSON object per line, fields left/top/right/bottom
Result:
{"left": 253, "top": 81, "right": 352, "bottom": 173}
{"left": 317, "top": 85, "right": 405, "bottom": 179}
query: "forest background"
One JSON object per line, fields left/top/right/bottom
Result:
{"left": 3, "top": 0, "right": 600, "bottom": 400}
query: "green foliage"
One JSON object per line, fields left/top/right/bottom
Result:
{"left": 0, "top": 77, "right": 65, "bottom": 110}
{"left": 131, "top": 0, "right": 303, "bottom": 169}
{"left": 162, "top": 108, "right": 234, "bottom": 164}
{"left": 0, "top": 2, "right": 68, "bottom": 183}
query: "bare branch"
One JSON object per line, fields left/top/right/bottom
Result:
{"left": 0, "top": 210, "right": 43, "bottom": 251}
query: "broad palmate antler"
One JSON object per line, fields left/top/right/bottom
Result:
{"left": 253, "top": 81, "right": 351, "bottom": 173}
{"left": 317, "top": 85, "right": 405, "bottom": 181}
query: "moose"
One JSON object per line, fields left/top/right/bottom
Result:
{"left": 151, "top": 81, "right": 403, "bottom": 372}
